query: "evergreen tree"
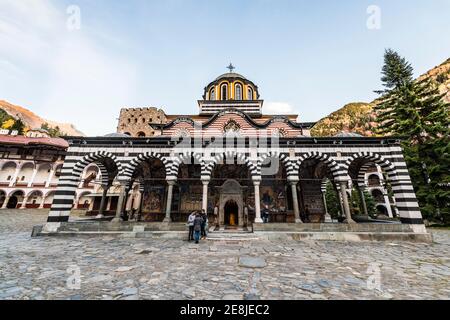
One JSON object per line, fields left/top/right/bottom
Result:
{"left": 379, "top": 49, "right": 414, "bottom": 90}
{"left": 374, "top": 49, "right": 450, "bottom": 223}
{"left": 11, "top": 118, "right": 25, "bottom": 135}
{"left": 324, "top": 181, "right": 342, "bottom": 219}
{"left": 350, "top": 188, "right": 377, "bottom": 218}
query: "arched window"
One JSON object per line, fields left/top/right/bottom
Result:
{"left": 235, "top": 84, "right": 242, "bottom": 100}
{"left": 209, "top": 88, "right": 215, "bottom": 100}
{"left": 221, "top": 84, "right": 228, "bottom": 100}
{"left": 137, "top": 132, "right": 146, "bottom": 137}
{"left": 247, "top": 87, "right": 253, "bottom": 100}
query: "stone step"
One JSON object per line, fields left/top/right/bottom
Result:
{"left": 206, "top": 231, "right": 259, "bottom": 241}
{"left": 207, "top": 237, "right": 260, "bottom": 242}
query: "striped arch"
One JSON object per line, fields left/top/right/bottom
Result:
{"left": 344, "top": 152, "right": 397, "bottom": 182}
{"left": 171, "top": 152, "right": 203, "bottom": 177}
{"left": 355, "top": 162, "right": 373, "bottom": 190}
{"left": 122, "top": 152, "right": 171, "bottom": 179}
{"left": 73, "top": 151, "right": 123, "bottom": 185}
{"left": 259, "top": 152, "right": 295, "bottom": 177}
{"left": 202, "top": 151, "right": 259, "bottom": 178}
{"left": 47, "top": 151, "right": 122, "bottom": 223}
{"left": 295, "top": 152, "right": 343, "bottom": 180}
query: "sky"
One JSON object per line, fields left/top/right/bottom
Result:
{"left": 0, "top": 0, "right": 449, "bottom": 136}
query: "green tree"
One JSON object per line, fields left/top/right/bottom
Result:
{"left": 324, "top": 181, "right": 342, "bottom": 219}
{"left": 11, "top": 118, "right": 25, "bottom": 135}
{"left": 350, "top": 189, "right": 376, "bottom": 218}
{"left": 374, "top": 49, "right": 450, "bottom": 223}
{"left": 41, "top": 122, "right": 66, "bottom": 137}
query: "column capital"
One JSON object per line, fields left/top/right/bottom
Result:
{"left": 166, "top": 179, "right": 177, "bottom": 186}
{"left": 252, "top": 175, "right": 262, "bottom": 183}
{"left": 287, "top": 176, "right": 299, "bottom": 183}
{"left": 201, "top": 176, "right": 211, "bottom": 183}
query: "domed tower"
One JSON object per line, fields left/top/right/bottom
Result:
{"left": 198, "top": 64, "right": 263, "bottom": 117}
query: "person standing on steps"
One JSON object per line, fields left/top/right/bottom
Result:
{"left": 193, "top": 211, "right": 204, "bottom": 244}
{"left": 200, "top": 209, "right": 208, "bottom": 239}
{"left": 187, "top": 211, "right": 196, "bottom": 241}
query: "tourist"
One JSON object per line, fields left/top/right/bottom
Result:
{"left": 200, "top": 209, "right": 207, "bottom": 239}
{"left": 187, "top": 211, "right": 196, "bottom": 241}
{"left": 305, "top": 205, "right": 311, "bottom": 223}
{"left": 262, "top": 205, "right": 269, "bottom": 223}
{"left": 193, "top": 212, "right": 204, "bottom": 244}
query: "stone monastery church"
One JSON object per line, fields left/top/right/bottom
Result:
{"left": 43, "top": 66, "right": 426, "bottom": 236}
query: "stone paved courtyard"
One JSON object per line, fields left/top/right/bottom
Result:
{"left": 0, "top": 210, "right": 449, "bottom": 300}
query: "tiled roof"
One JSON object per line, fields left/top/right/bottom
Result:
{"left": 0, "top": 135, "right": 69, "bottom": 148}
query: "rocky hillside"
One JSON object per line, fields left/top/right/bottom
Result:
{"left": 311, "top": 58, "right": 450, "bottom": 137}
{"left": 0, "top": 100, "right": 84, "bottom": 136}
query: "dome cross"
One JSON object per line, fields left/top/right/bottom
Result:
{"left": 226, "top": 63, "right": 235, "bottom": 73}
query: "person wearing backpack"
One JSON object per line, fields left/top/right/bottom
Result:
{"left": 193, "top": 212, "right": 204, "bottom": 244}
{"left": 187, "top": 211, "right": 196, "bottom": 241}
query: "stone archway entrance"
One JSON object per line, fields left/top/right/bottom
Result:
{"left": 217, "top": 179, "right": 245, "bottom": 228}
{"left": 224, "top": 200, "right": 239, "bottom": 226}
{"left": 7, "top": 196, "right": 19, "bottom": 209}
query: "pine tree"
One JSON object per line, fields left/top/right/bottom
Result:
{"left": 324, "top": 181, "right": 343, "bottom": 219}
{"left": 375, "top": 49, "right": 450, "bottom": 223}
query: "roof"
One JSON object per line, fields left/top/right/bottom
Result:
{"left": 104, "top": 133, "right": 131, "bottom": 138}
{"left": 334, "top": 131, "right": 364, "bottom": 138}
{"left": 215, "top": 72, "right": 247, "bottom": 81}
{"left": 0, "top": 135, "right": 69, "bottom": 148}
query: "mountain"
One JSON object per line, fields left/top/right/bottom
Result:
{"left": 311, "top": 58, "right": 450, "bottom": 137}
{"left": 0, "top": 100, "right": 84, "bottom": 136}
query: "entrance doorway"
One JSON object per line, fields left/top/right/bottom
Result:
{"left": 224, "top": 200, "right": 239, "bottom": 226}
{"left": 7, "top": 196, "right": 18, "bottom": 209}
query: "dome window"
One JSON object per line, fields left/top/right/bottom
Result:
{"left": 247, "top": 87, "right": 253, "bottom": 100}
{"left": 209, "top": 88, "right": 215, "bottom": 100}
{"left": 221, "top": 84, "right": 228, "bottom": 100}
{"left": 235, "top": 84, "right": 242, "bottom": 100}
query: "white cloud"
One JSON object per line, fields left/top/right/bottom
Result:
{"left": 264, "top": 101, "right": 297, "bottom": 114}
{"left": 0, "top": 0, "right": 137, "bottom": 136}
{"left": 264, "top": 102, "right": 301, "bottom": 122}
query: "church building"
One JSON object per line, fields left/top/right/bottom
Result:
{"left": 43, "top": 67, "right": 426, "bottom": 235}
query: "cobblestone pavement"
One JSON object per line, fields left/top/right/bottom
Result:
{"left": 0, "top": 210, "right": 449, "bottom": 300}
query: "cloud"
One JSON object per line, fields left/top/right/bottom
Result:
{"left": 264, "top": 101, "right": 298, "bottom": 114}
{"left": 0, "top": 0, "right": 137, "bottom": 136}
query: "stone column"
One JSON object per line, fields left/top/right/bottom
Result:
{"left": 164, "top": 180, "right": 176, "bottom": 223}
{"left": 253, "top": 179, "right": 263, "bottom": 223}
{"left": 383, "top": 193, "right": 393, "bottom": 218}
{"left": 96, "top": 185, "right": 109, "bottom": 218}
{"left": 339, "top": 181, "right": 355, "bottom": 224}
{"left": 9, "top": 166, "right": 20, "bottom": 187}
{"left": 20, "top": 196, "right": 28, "bottom": 209}
{"left": 359, "top": 188, "right": 369, "bottom": 216}
{"left": 45, "top": 168, "right": 55, "bottom": 188}
{"left": 1, "top": 196, "right": 10, "bottom": 209}
{"left": 39, "top": 197, "right": 45, "bottom": 209}
{"left": 73, "top": 196, "right": 80, "bottom": 209}
{"left": 28, "top": 168, "right": 38, "bottom": 187}
{"left": 112, "top": 183, "right": 127, "bottom": 222}
{"left": 322, "top": 192, "right": 332, "bottom": 223}
{"left": 289, "top": 181, "right": 302, "bottom": 223}
{"left": 201, "top": 178, "right": 209, "bottom": 213}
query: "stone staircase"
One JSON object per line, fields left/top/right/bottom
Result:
{"left": 206, "top": 229, "right": 259, "bottom": 242}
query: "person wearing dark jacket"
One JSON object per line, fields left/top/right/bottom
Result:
{"left": 200, "top": 209, "right": 207, "bottom": 239}
{"left": 187, "top": 211, "right": 197, "bottom": 241}
{"left": 193, "top": 212, "right": 204, "bottom": 244}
